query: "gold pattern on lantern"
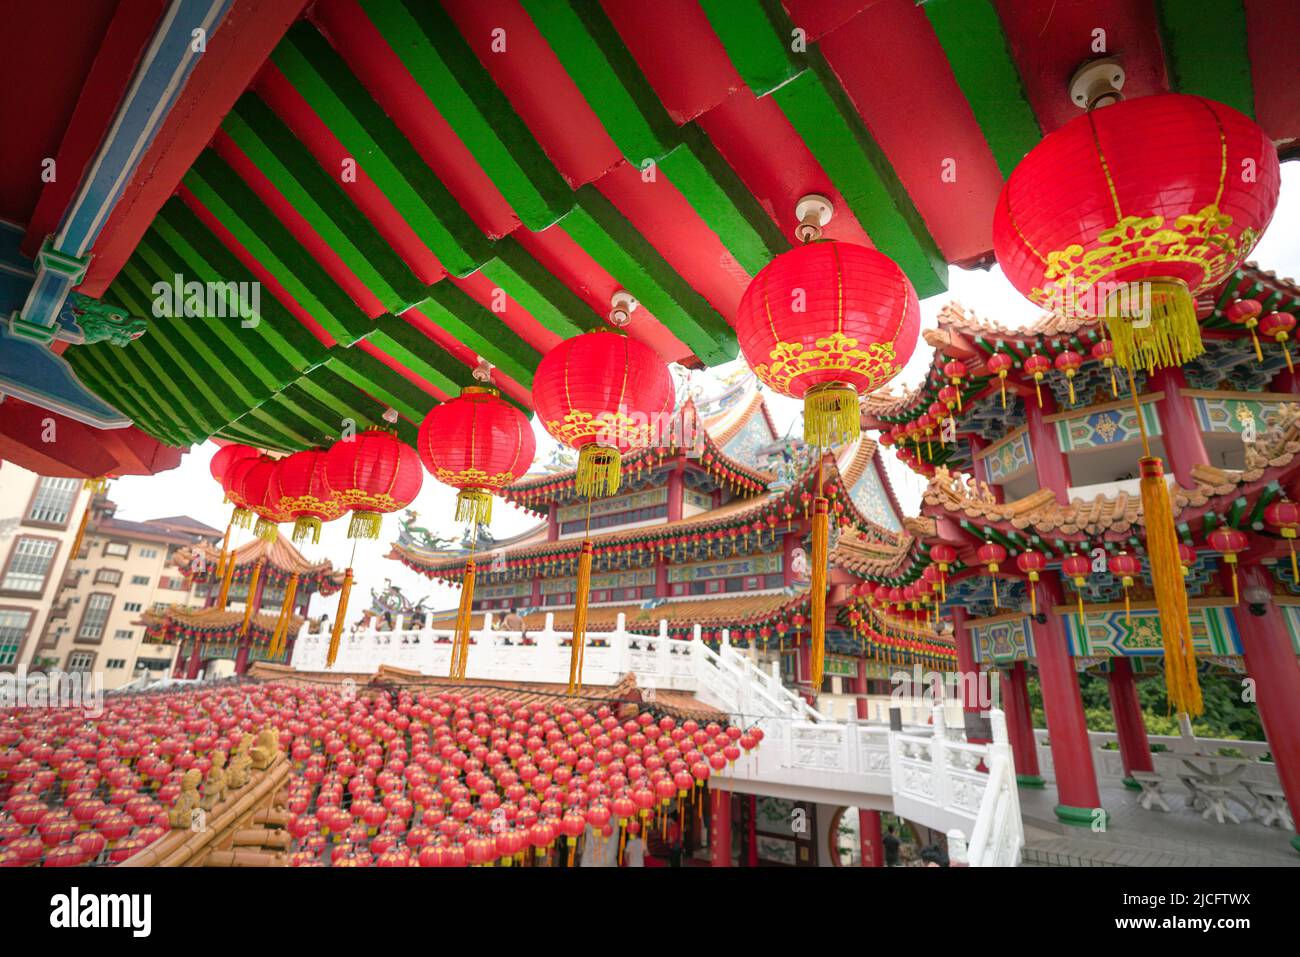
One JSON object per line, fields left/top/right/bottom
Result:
{"left": 754, "top": 333, "right": 900, "bottom": 395}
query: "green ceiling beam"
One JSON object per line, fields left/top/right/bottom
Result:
{"left": 369, "top": 314, "right": 481, "bottom": 399}
{"left": 363, "top": 0, "right": 571, "bottom": 232}
{"left": 416, "top": 281, "right": 540, "bottom": 388}
{"left": 699, "top": 0, "right": 803, "bottom": 98}
{"left": 328, "top": 347, "right": 438, "bottom": 425}
{"left": 921, "top": 0, "right": 1042, "bottom": 179}
{"left": 273, "top": 20, "right": 491, "bottom": 278}
{"left": 184, "top": 149, "right": 372, "bottom": 346}
{"left": 559, "top": 186, "right": 738, "bottom": 365}
{"left": 69, "top": 347, "right": 186, "bottom": 447}
{"left": 769, "top": 54, "right": 947, "bottom": 297}
{"left": 223, "top": 93, "right": 425, "bottom": 313}
{"left": 1156, "top": 0, "right": 1254, "bottom": 117}
{"left": 477, "top": 237, "right": 603, "bottom": 340}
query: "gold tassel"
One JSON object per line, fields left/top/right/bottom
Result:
{"left": 1109, "top": 366, "right": 1119, "bottom": 398}
{"left": 991, "top": 576, "right": 1000, "bottom": 609}
{"left": 218, "top": 547, "right": 238, "bottom": 608}
{"left": 326, "top": 569, "right": 353, "bottom": 669}
{"left": 1034, "top": 378, "right": 1042, "bottom": 407}
{"left": 954, "top": 387, "right": 963, "bottom": 412}
{"left": 1066, "top": 375, "right": 1076, "bottom": 406}
{"left": 1288, "top": 534, "right": 1298, "bottom": 584}
{"left": 455, "top": 489, "right": 493, "bottom": 526}
{"left": 1283, "top": 340, "right": 1295, "bottom": 374}
{"left": 254, "top": 517, "right": 279, "bottom": 542}
{"left": 291, "top": 516, "right": 321, "bottom": 546}
{"left": 576, "top": 446, "right": 621, "bottom": 498}
{"left": 347, "top": 511, "right": 383, "bottom": 540}
{"left": 999, "top": 375, "right": 1007, "bottom": 409}
{"left": 1224, "top": 555, "right": 1240, "bottom": 604}
{"left": 1104, "top": 278, "right": 1203, "bottom": 373}
{"left": 240, "top": 559, "right": 264, "bottom": 639}
{"left": 231, "top": 507, "right": 255, "bottom": 530}
{"left": 451, "top": 558, "right": 476, "bottom": 680}
{"left": 1250, "top": 327, "right": 1263, "bottom": 363}
{"left": 568, "top": 541, "right": 594, "bottom": 694}
{"left": 271, "top": 573, "right": 299, "bottom": 658}
{"left": 82, "top": 476, "right": 108, "bottom": 495}
{"left": 1029, "top": 581, "right": 1036, "bottom": 618}
{"left": 215, "top": 522, "right": 232, "bottom": 582}
{"left": 804, "top": 384, "right": 860, "bottom": 448}
{"left": 810, "top": 498, "right": 828, "bottom": 689}
{"left": 70, "top": 501, "right": 92, "bottom": 561}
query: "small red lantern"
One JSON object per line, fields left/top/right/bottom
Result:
{"left": 210, "top": 443, "right": 258, "bottom": 516}
{"left": 1091, "top": 339, "right": 1118, "bottom": 397}
{"left": 943, "top": 360, "right": 967, "bottom": 411}
{"left": 325, "top": 429, "right": 423, "bottom": 540}
{"left": 1178, "top": 543, "right": 1197, "bottom": 578}
{"left": 929, "top": 543, "right": 956, "bottom": 599}
{"left": 222, "top": 454, "right": 262, "bottom": 530}
{"left": 1107, "top": 551, "right": 1142, "bottom": 624}
{"left": 1015, "top": 550, "right": 1046, "bottom": 616}
{"left": 1259, "top": 311, "right": 1296, "bottom": 373}
{"left": 1054, "top": 350, "right": 1084, "bottom": 406}
{"left": 985, "top": 352, "right": 1015, "bottom": 409}
{"left": 1264, "top": 499, "right": 1300, "bottom": 583}
{"left": 1225, "top": 299, "right": 1264, "bottom": 363}
{"left": 976, "top": 541, "right": 1007, "bottom": 608}
{"left": 271, "top": 450, "right": 344, "bottom": 545}
{"left": 1062, "top": 553, "right": 1091, "bottom": 618}
{"left": 1022, "top": 355, "right": 1051, "bottom": 408}
{"left": 1207, "top": 528, "right": 1249, "bottom": 604}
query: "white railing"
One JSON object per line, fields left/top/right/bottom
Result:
{"left": 291, "top": 614, "right": 1022, "bottom": 865}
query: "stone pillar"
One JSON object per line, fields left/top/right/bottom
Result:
{"left": 1025, "top": 392, "right": 1072, "bottom": 504}
{"left": 709, "top": 788, "right": 732, "bottom": 867}
{"left": 1002, "top": 661, "right": 1043, "bottom": 787}
{"left": 949, "top": 605, "right": 988, "bottom": 743}
{"left": 858, "top": 808, "right": 883, "bottom": 867}
{"left": 1031, "top": 572, "right": 1104, "bottom": 826}
{"left": 1107, "top": 657, "right": 1154, "bottom": 788}
{"left": 1149, "top": 366, "right": 1208, "bottom": 489}
{"left": 1232, "top": 564, "right": 1300, "bottom": 854}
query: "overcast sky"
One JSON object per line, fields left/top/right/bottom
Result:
{"left": 107, "top": 163, "right": 1300, "bottom": 622}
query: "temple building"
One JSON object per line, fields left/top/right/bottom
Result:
{"left": 143, "top": 532, "right": 344, "bottom": 680}
{"left": 858, "top": 261, "right": 1300, "bottom": 845}
{"left": 388, "top": 379, "right": 954, "bottom": 712}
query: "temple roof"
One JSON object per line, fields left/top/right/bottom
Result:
{"left": 174, "top": 532, "right": 345, "bottom": 594}
{"left": 142, "top": 605, "right": 304, "bottom": 643}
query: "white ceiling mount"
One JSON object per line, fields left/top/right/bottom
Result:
{"left": 1070, "top": 57, "right": 1125, "bottom": 111}
{"left": 381, "top": 406, "right": 400, "bottom": 424}
{"left": 609, "top": 289, "right": 638, "bottom": 327}
{"left": 472, "top": 357, "right": 494, "bottom": 382}
{"left": 795, "top": 193, "right": 833, "bottom": 243}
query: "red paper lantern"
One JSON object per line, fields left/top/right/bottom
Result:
{"left": 976, "top": 541, "right": 1007, "bottom": 608}
{"left": 1091, "top": 339, "right": 1119, "bottom": 397}
{"left": 1259, "top": 311, "right": 1297, "bottom": 373}
{"left": 1054, "top": 350, "right": 1084, "bottom": 406}
{"left": 1022, "top": 354, "right": 1051, "bottom": 407}
{"left": 1207, "top": 528, "right": 1249, "bottom": 604}
{"left": 532, "top": 331, "right": 673, "bottom": 498}
{"left": 222, "top": 454, "right": 262, "bottom": 529}
{"left": 1016, "top": 549, "right": 1046, "bottom": 615}
{"left": 271, "top": 450, "right": 344, "bottom": 545}
{"left": 418, "top": 386, "right": 535, "bottom": 525}
{"left": 734, "top": 241, "right": 919, "bottom": 447}
{"left": 1225, "top": 298, "right": 1264, "bottom": 362}
{"left": 986, "top": 352, "right": 1015, "bottom": 409}
{"left": 1108, "top": 551, "right": 1142, "bottom": 622}
{"left": 1265, "top": 499, "right": 1300, "bottom": 582}
{"left": 237, "top": 456, "right": 289, "bottom": 542}
{"left": 325, "top": 429, "right": 423, "bottom": 539}
{"left": 210, "top": 443, "right": 257, "bottom": 490}
{"left": 994, "top": 93, "right": 1279, "bottom": 373}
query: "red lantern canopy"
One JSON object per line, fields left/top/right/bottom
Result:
{"left": 1015, "top": 550, "right": 1046, "bottom": 616}
{"left": 271, "top": 450, "right": 344, "bottom": 545}
{"left": 993, "top": 93, "right": 1279, "bottom": 374}
{"left": 1054, "top": 350, "right": 1084, "bottom": 406}
{"left": 1259, "top": 311, "right": 1297, "bottom": 373}
{"left": 417, "top": 386, "right": 536, "bottom": 527}
{"left": 735, "top": 240, "right": 919, "bottom": 449}
{"left": 325, "top": 429, "right": 423, "bottom": 540}
{"left": 1107, "top": 551, "right": 1142, "bottom": 624}
{"left": 1225, "top": 299, "right": 1264, "bottom": 363}
{"left": 1265, "top": 499, "right": 1300, "bottom": 582}
{"left": 976, "top": 541, "right": 1007, "bottom": 608}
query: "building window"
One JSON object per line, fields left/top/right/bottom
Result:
{"left": 150, "top": 602, "right": 168, "bottom": 613}
{"left": 106, "top": 659, "right": 126, "bottom": 669}
{"left": 66, "top": 652, "right": 94, "bottom": 673}
{"left": 0, "top": 609, "right": 33, "bottom": 666}
{"left": 114, "top": 629, "right": 134, "bottom": 641}
{"left": 26, "top": 477, "right": 80, "bottom": 526}
{"left": 123, "top": 602, "right": 142, "bottom": 613}
{"left": 2, "top": 537, "right": 58, "bottom": 593}
{"left": 94, "top": 568, "right": 123, "bottom": 586}
{"left": 140, "top": 548, "right": 158, "bottom": 558}
{"left": 130, "top": 575, "right": 149, "bottom": 586}
{"left": 135, "top": 658, "right": 170, "bottom": 672}
{"left": 104, "top": 541, "right": 129, "bottom": 558}
{"left": 78, "top": 594, "right": 113, "bottom": 641}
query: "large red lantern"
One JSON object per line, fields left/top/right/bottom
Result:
{"left": 210, "top": 443, "right": 258, "bottom": 499}
{"left": 325, "top": 429, "right": 423, "bottom": 540}
{"left": 531, "top": 331, "right": 673, "bottom": 499}
{"left": 221, "top": 452, "right": 262, "bottom": 530}
{"left": 417, "top": 386, "right": 535, "bottom": 527}
{"left": 994, "top": 93, "right": 1279, "bottom": 373}
{"left": 735, "top": 241, "right": 918, "bottom": 449}
{"left": 271, "top": 450, "right": 343, "bottom": 546}
{"left": 237, "top": 457, "right": 287, "bottom": 542}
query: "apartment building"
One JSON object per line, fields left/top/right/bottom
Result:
{"left": 37, "top": 498, "right": 222, "bottom": 689}
{"left": 0, "top": 464, "right": 93, "bottom": 672}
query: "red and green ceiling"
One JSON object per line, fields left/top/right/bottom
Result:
{"left": 15, "top": 0, "right": 1300, "bottom": 460}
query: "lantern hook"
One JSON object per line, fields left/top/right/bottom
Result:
{"left": 608, "top": 290, "right": 638, "bottom": 328}
{"left": 472, "top": 357, "right": 494, "bottom": 383}
{"left": 795, "top": 194, "right": 833, "bottom": 243}
{"left": 1069, "top": 57, "right": 1125, "bottom": 111}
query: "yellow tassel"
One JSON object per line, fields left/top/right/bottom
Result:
{"left": 1290, "top": 537, "right": 1298, "bottom": 584}
{"left": 1066, "top": 375, "right": 1076, "bottom": 407}
{"left": 803, "top": 384, "right": 860, "bottom": 448}
{"left": 231, "top": 507, "right": 255, "bottom": 530}
{"left": 240, "top": 560, "right": 264, "bottom": 639}
{"left": 999, "top": 376, "right": 1007, "bottom": 409}
{"left": 810, "top": 498, "right": 828, "bottom": 689}
{"left": 568, "top": 541, "right": 594, "bottom": 694}
{"left": 70, "top": 501, "right": 92, "bottom": 561}
{"left": 254, "top": 517, "right": 279, "bottom": 542}
{"left": 576, "top": 446, "right": 621, "bottom": 498}
{"left": 954, "top": 387, "right": 963, "bottom": 412}
{"left": 1034, "top": 378, "right": 1042, "bottom": 407}
{"left": 1123, "top": 587, "right": 1131, "bottom": 627}
{"left": 215, "top": 522, "right": 232, "bottom": 581}
{"left": 1076, "top": 587, "right": 1083, "bottom": 620}
{"left": 1250, "top": 327, "right": 1263, "bottom": 363}
{"left": 347, "top": 511, "right": 383, "bottom": 540}
{"left": 1283, "top": 340, "right": 1295, "bottom": 374}
{"left": 291, "top": 516, "right": 321, "bottom": 546}
{"left": 218, "top": 546, "right": 238, "bottom": 608}
{"left": 326, "top": 569, "right": 353, "bottom": 669}
{"left": 455, "top": 489, "right": 494, "bottom": 526}
{"left": 1029, "top": 581, "right": 1036, "bottom": 617}
{"left": 271, "top": 573, "right": 300, "bottom": 658}
{"left": 82, "top": 476, "right": 108, "bottom": 495}
{"left": 991, "top": 576, "right": 999, "bottom": 609}
{"left": 1104, "top": 278, "right": 1203, "bottom": 373}
{"left": 451, "top": 559, "right": 476, "bottom": 679}
{"left": 1226, "top": 556, "right": 1240, "bottom": 604}
{"left": 1139, "top": 456, "right": 1203, "bottom": 717}
{"left": 1109, "top": 366, "right": 1118, "bottom": 398}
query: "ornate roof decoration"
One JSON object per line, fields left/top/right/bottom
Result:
{"left": 141, "top": 606, "right": 302, "bottom": 646}
{"left": 173, "top": 533, "right": 345, "bottom": 595}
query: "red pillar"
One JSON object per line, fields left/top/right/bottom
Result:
{"left": 1031, "top": 572, "right": 1104, "bottom": 826}
{"left": 1233, "top": 564, "right": 1300, "bottom": 854}
{"left": 667, "top": 457, "right": 684, "bottom": 522}
{"left": 1002, "top": 661, "right": 1043, "bottom": 786}
{"left": 185, "top": 641, "right": 203, "bottom": 680}
{"left": 967, "top": 434, "right": 1005, "bottom": 503}
{"left": 949, "top": 605, "right": 988, "bottom": 743}
{"left": 1107, "top": 657, "right": 1154, "bottom": 787}
{"left": 546, "top": 503, "right": 559, "bottom": 542}
{"left": 234, "top": 640, "right": 250, "bottom": 675}
{"left": 796, "top": 639, "right": 816, "bottom": 703}
{"left": 709, "top": 788, "right": 732, "bottom": 867}
{"left": 745, "top": 795, "right": 758, "bottom": 867}
{"left": 1025, "top": 393, "right": 1072, "bottom": 504}
{"left": 858, "top": 808, "right": 883, "bottom": 867}
{"left": 1149, "top": 367, "right": 1208, "bottom": 489}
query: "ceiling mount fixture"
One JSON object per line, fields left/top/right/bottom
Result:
{"left": 794, "top": 193, "right": 833, "bottom": 243}
{"left": 608, "top": 290, "right": 638, "bottom": 328}
{"left": 1069, "top": 57, "right": 1126, "bottom": 111}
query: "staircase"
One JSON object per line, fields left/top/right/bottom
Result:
{"left": 290, "top": 611, "right": 1023, "bottom": 866}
